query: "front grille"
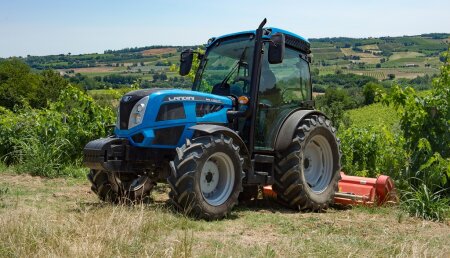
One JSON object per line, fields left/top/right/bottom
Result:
{"left": 196, "top": 103, "right": 223, "bottom": 117}
{"left": 156, "top": 103, "right": 186, "bottom": 121}
{"left": 152, "top": 126, "right": 184, "bottom": 146}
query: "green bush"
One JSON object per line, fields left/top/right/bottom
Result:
{"left": 339, "top": 126, "right": 407, "bottom": 179}
{"left": 384, "top": 51, "right": 450, "bottom": 221}
{"left": 0, "top": 85, "right": 114, "bottom": 177}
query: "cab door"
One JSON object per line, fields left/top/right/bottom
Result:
{"left": 254, "top": 46, "right": 312, "bottom": 150}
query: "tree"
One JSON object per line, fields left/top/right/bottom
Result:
{"left": 0, "top": 58, "right": 40, "bottom": 109}
{"left": 152, "top": 73, "right": 160, "bottom": 82}
{"left": 363, "top": 82, "right": 384, "bottom": 105}
{"left": 315, "top": 87, "right": 354, "bottom": 129}
{"left": 36, "top": 70, "right": 70, "bottom": 108}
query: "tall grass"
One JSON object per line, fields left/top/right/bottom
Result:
{"left": 401, "top": 181, "right": 449, "bottom": 221}
{"left": 12, "top": 136, "right": 72, "bottom": 178}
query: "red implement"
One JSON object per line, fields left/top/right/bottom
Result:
{"left": 334, "top": 172, "right": 397, "bottom": 206}
{"left": 262, "top": 172, "right": 397, "bottom": 206}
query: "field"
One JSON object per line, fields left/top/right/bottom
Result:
{"left": 1, "top": 172, "right": 449, "bottom": 257}
{"left": 347, "top": 103, "right": 399, "bottom": 129}
{"left": 141, "top": 47, "right": 177, "bottom": 56}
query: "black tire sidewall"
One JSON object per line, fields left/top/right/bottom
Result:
{"left": 299, "top": 125, "right": 340, "bottom": 204}
{"left": 192, "top": 140, "right": 243, "bottom": 216}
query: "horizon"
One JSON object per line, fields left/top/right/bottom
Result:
{"left": 1, "top": 0, "right": 449, "bottom": 58}
{"left": 4, "top": 32, "right": 448, "bottom": 58}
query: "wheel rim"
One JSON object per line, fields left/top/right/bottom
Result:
{"left": 200, "top": 152, "right": 235, "bottom": 206}
{"left": 303, "top": 134, "right": 333, "bottom": 193}
{"left": 129, "top": 176, "right": 149, "bottom": 191}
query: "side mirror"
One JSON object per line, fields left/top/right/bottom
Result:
{"left": 268, "top": 33, "right": 285, "bottom": 64}
{"left": 179, "top": 49, "right": 194, "bottom": 76}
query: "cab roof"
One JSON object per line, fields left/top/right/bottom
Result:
{"left": 206, "top": 27, "right": 311, "bottom": 53}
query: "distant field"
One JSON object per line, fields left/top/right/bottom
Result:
{"left": 389, "top": 51, "right": 425, "bottom": 61}
{"left": 340, "top": 48, "right": 380, "bottom": 59}
{"left": 141, "top": 47, "right": 177, "bottom": 56}
{"left": 361, "top": 44, "right": 379, "bottom": 51}
{"left": 71, "top": 67, "right": 119, "bottom": 73}
{"left": 311, "top": 47, "right": 344, "bottom": 60}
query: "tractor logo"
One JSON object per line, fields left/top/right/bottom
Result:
{"left": 168, "top": 96, "right": 195, "bottom": 101}
{"left": 122, "top": 96, "right": 133, "bottom": 102}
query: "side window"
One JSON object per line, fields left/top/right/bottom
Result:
{"left": 255, "top": 47, "right": 311, "bottom": 150}
{"left": 259, "top": 47, "right": 311, "bottom": 106}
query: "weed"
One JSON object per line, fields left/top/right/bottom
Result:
{"left": 401, "top": 182, "right": 449, "bottom": 221}
{"left": 173, "top": 229, "right": 193, "bottom": 258}
{"left": 0, "top": 187, "right": 9, "bottom": 208}
{"left": 13, "top": 136, "right": 71, "bottom": 178}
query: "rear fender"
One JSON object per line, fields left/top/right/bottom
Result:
{"left": 189, "top": 124, "right": 250, "bottom": 169}
{"left": 274, "top": 110, "right": 327, "bottom": 152}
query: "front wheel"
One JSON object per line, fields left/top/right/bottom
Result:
{"left": 88, "top": 170, "right": 155, "bottom": 203}
{"left": 168, "top": 134, "right": 244, "bottom": 220}
{"left": 273, "top": 115, "right": 341, "bottom": 211}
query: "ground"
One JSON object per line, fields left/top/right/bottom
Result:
{"left": 0, "top": 172, "right": 449, "bottom": 257}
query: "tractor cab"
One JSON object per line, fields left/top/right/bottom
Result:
{"left": 180, "top": 26, "right": 314, "bottom": 151}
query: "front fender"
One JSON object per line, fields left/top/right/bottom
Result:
{"left": 189, "top": 124, "right": 250, "bottom": 169}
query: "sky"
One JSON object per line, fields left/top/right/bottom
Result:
{"left": 0, "top": 0, "right": 449, "bottom": 57}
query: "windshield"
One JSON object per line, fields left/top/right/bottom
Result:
{"left": 193, "top": 35, "right": 255, "bottom": 96}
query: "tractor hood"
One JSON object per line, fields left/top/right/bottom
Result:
{"left": 115, "top": 88, "right": 233, "bottom": 148}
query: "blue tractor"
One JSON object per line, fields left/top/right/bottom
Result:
{"left": 84, "top": 19, "right": 341, "bottom": 219}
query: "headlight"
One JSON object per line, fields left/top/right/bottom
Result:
{"left": 128, "top": 96, "right": 149, "bottom": 129}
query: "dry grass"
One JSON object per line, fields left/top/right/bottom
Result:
{"left": 340, "top": 48, "right": 379, "bottom": 58}
{"left": 0, "top": 173, "right": 449, "bottom": 257}
{"left": 141, "top": 48, "right": 177, "bottom": 56}
{"left": 361, "top": 44, "right": 380, "bottom": 51}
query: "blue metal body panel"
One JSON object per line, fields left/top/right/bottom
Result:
{"left": 114, "top": 89, "right": 232, "bottom": 148}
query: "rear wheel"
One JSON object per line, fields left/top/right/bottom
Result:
{"left": 273, "top": 115, "right": 341, "bottom": 211}
{"left": 168, "top": 134, "right": 244, "bottom": 220}
{"left": 88, "top": 170, "right": 155, "bottom": 203}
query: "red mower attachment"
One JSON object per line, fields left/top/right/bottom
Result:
{"left": 334, "top": 172, "right": 397, "bottom": 206}
{"left": 263, "top": 172, "right": 397, "bottom": 206}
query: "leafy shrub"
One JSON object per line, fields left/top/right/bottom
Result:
{"left": 384, "top": 54, "right": 449, "bottom": 191}
{"left": 339, "top": 126, "right": 407, "bottom": 179}
{"left": 0, "top": 85, "right": 114, "bottom": 177}
{"left": 384, "top": 51, "right": 450, "bottom": 220}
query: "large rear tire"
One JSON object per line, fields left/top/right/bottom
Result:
{"left": 168, "top": 134, "right": 244, "bottom": 220}
{"left": 273, "top": 115, "right": 341, "bottom": 211}
{"left": 88, "top": 170, "right": 155, "bottom": 203}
